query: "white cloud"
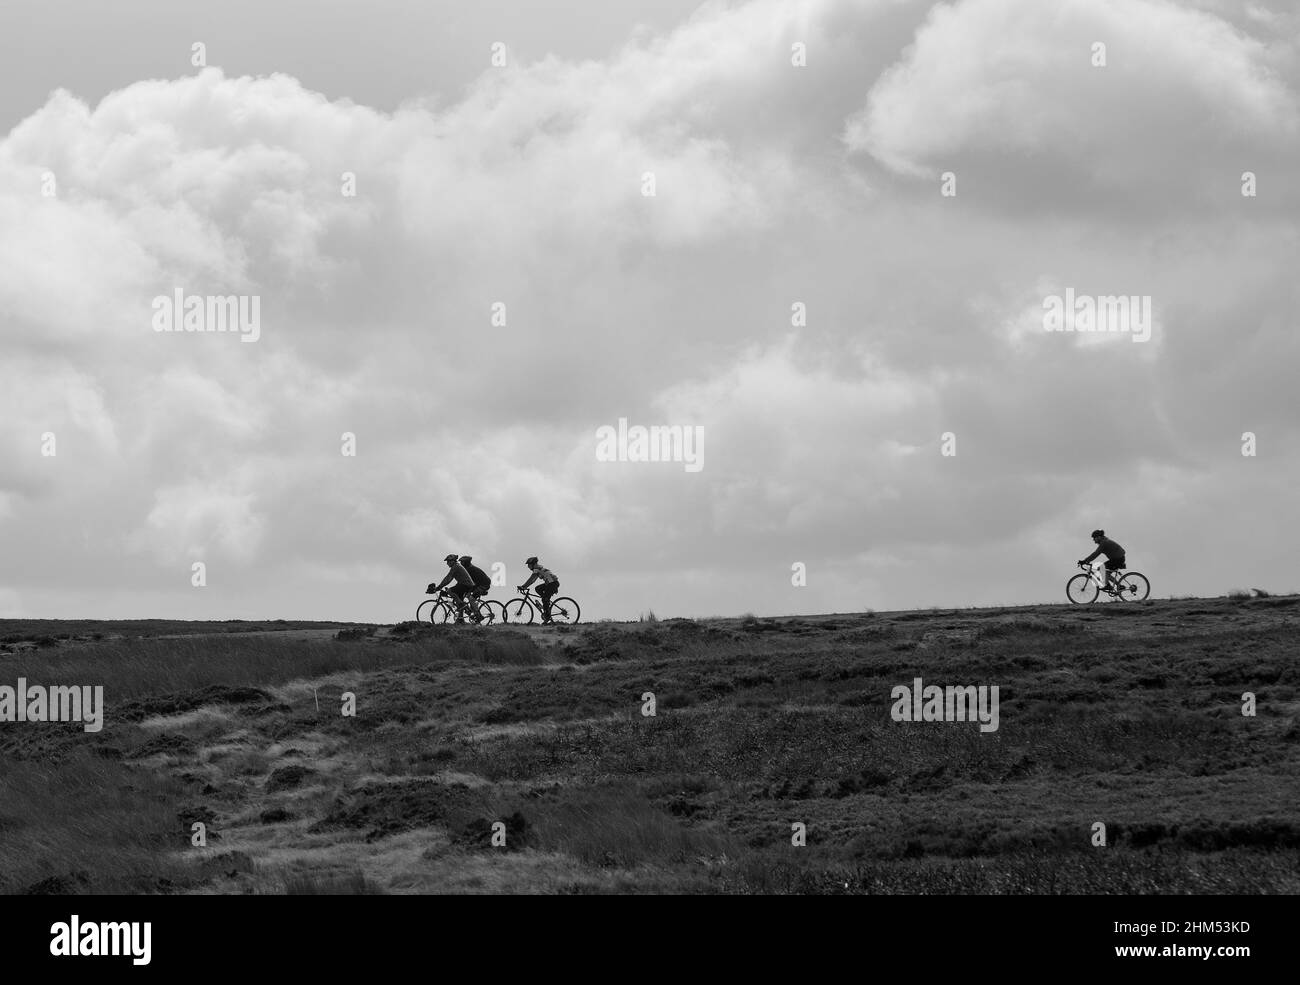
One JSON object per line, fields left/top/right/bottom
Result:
{"left": 0, "top": 0, "right": 1296, "bottom": 618}
{"left": 848, "top": 0, "right": 1299, "bottom": 200}
{"left": 128, "top": 479, "right": 267, "bottom": 565}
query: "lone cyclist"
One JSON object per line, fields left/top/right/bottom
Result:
{"left": 1078, "top": 530, "right": 1126, "bottom": 595}
{"left": 518, "top": 556, "right": 560, "bottom": 624}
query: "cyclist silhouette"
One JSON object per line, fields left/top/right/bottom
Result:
{"left": 1079, "top": 530, "right": 1126, "bottom": 595}
{"left": 432, "top": 553, "right": 478, "bottom": 623}
{"left": 518, "top": 556, "right": 560, "bottom": 624}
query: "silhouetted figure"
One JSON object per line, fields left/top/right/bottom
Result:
{"left": 1079, "top": 530, "right": 1126, "bottom": 595}
{"left": 518, "top": 556, "right": 560, "bottom": 623}
{"left": 459, "top": 556, "right": 493, "bottom": 613}
{"left": 434, "top": 553, "right": 478, "bottom": 623}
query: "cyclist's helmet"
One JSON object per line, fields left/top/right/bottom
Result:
{"left": 1090, "top": 529, "right": 1105, "bottom": 538}
{"left": 459, "top": 556, "right": 472, "bottom": 564}
{"left": 444, "top": 553, "right": 459, "bottom": 563}
{"left": 525, "top": 556, "right": 539, "bottom": 566}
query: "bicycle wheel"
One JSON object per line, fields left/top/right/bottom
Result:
{"left": 547, "top": 597, "right": 581, "bottom": 625}
{"left": 1066, "top": 574, "right": 1098, "bottom": 604}
{"left": 1115, "top": 572, "right": 1150, "bottom": 601}
{"left": 504, "top": 598, "right": 534, "bottom": 624}
{"left": 481, "top": 600, "right": 507, "bottom": 625}
{"left": 416, "top": 599, "right": 442, "bottom": 624}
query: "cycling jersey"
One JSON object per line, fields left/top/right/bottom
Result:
{"left": 464, "top": 562, "right": 492, "bottom": 589}
{"left": 436, "top": 562, "right": 476, "bottom": 590}
{"left": 522, "top": 565, "right": 558, "bottom": 587}
{"left": 1083, "top": 538, "right": 1125, "bottom": 564}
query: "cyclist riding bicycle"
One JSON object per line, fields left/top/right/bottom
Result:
{"left": 518, "top": 556, "right": 560, "bottom": 624}
{"left": 1078, "top": 530, "right": 1126, "bottom": 595}
{"left": 459, "top": 556, "right": 493, "bottom": 605}
{"left": 432, "top": 553, "right": 478, "bottom": 623}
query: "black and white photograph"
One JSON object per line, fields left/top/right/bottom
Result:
{"left": 0, "top": 0, "right": 1295, "bottom": 965}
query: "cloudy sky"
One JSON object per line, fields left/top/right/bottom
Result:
{"left": 1, "top": 0, "right": 1297, "bottom": 622}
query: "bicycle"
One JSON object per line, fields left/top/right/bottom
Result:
{"left": 1066, "top": 561, "right": 1150, "bottom": 604}
{"left": 503, "top": 586, "right": 581, "bottom": 625}
{"left": 415, "top": 589, "right": 507, "bottom": 625}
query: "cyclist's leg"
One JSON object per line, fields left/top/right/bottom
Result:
{"left": 540, "top": 582, "right": 557, "bottom": 621}
{"left": 1105, "top": 560, "right": 1122, "bottom": 592}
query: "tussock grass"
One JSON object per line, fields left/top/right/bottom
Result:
{"left": 0, "top": 749, "right": 190, "bottom": 894}
{"left": 281, "top": 870, "right": 386, "bottom": 894}
{"left": 0, "top": 618, "right": 350, "bottom": 645}
{"left": 5, "top": 598, "right": 1298, "bottom": 894}
{"left": 721, "top": 849, "right": 1300, "bottom": 894}
{"left": 525, "top": 786, "right": 736, "bottom": 867}
{"left": 1, "top": 630, "right": 546, "bottom": 703}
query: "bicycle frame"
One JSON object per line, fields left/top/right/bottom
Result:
{"left": 509, "top": 587, "right": 572, "bottom": 623}
{"left": 436, "top": 588, "right": 488, "bottom": 619}
{"left": 1080, "top": 562, "right": 1119, "bottom": 592}
{"left": 1068, "top": 562, "right": 1148, "bottom": 604}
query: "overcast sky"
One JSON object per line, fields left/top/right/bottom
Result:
{"left": 1, "top": 0, "right": 1297, "bottom": 622}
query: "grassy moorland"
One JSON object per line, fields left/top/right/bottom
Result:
{"left": 1, "top": 595, "right": 1297, "bottom": 894}
{"left": 0, "top": 619, "right": 359, "bottom": 649}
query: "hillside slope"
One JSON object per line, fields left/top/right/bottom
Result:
{"left": 2, "top": 595, "right": 1297, "bottom": 894}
